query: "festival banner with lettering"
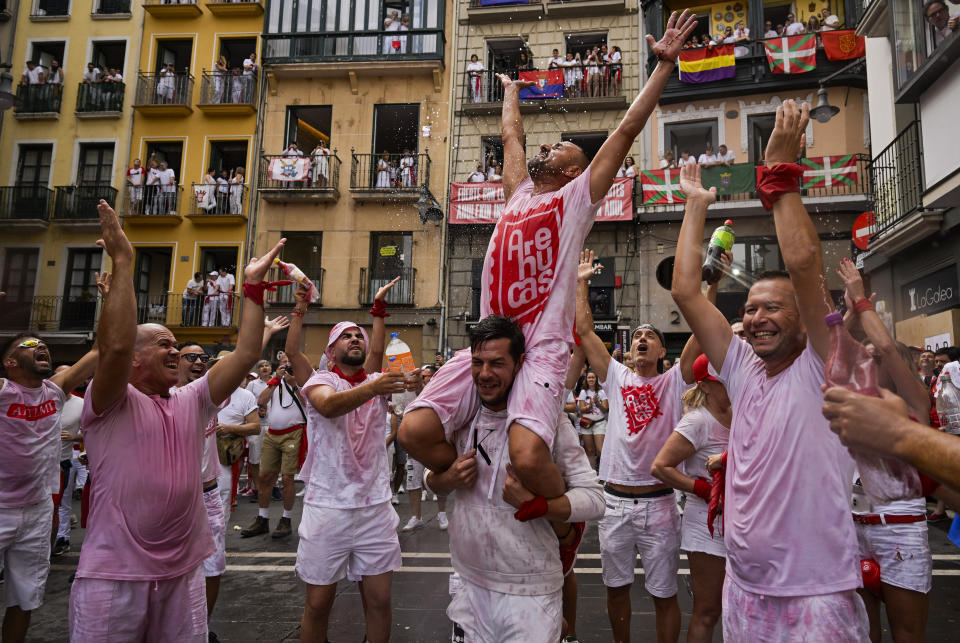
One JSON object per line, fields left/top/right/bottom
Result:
{"left": 449, "top": 178, "right": 634, "bottom": 224}
{"left": 268, "top": 157, "right": 311, "bottom": 181}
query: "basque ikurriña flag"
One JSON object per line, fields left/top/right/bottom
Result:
{"left": 762, "top": 35, "right": 817, "bottom": 73}
{"left": 641, "top": 169, "right": 685, "bottom": 205}
{"left": 518, "top": 70, "right": 565, "bottom": 99}
{"left": 800, "top": 155, "right": 858, "bottom": 188}
{"left": 677, "top": 44, "right": 736, "bottom": 83}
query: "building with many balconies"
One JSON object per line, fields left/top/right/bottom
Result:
{"left": 856, "top": 0, "right": 960, "bottom": 349}
{"left": 0, "top": 0, "right": 142, "bottom": 359}
{"left": 251, "top": 0, "right": 452, "bottom": 364}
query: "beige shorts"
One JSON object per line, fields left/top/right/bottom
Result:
{"left": 260, "top": 427, "right": 302, "bottom": 476}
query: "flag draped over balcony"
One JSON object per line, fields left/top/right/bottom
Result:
{"left": 800, "top": 155, "right": 858, "bottom": 188}
{"left": 677, "top": 44, "right": 736, "bottom": 83}
{"left": 762, "top": 35, "right": 817, "bottom": 73}
{"left": 268, "top": 157, "right": 311, "bottom": 181}
{"left": 641, "top": 169, "right": 685, "bottom": 204}
{"left": 821, "top": 30, "right": 866, "bottom": 61}
{"left": 701, "top": 164, "right": 755, "bottom": 196}
{"left": 518, "top": 70, "right": 565, "bottom": 99}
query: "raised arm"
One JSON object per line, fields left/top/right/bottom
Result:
{"left": 363, "top": 276, "right": 400, "bottom": 373}
{"left": 305, "top": 372, "right": 408, "bottom": 419}
{"left": 207, "top": 239, "right": 286, "bottom": 405}
{"left": 496, "top": 73, "right": 536, "bottom": 202}
{"left": 671, "top": 163, "right": 732, "bottom": 370}
{"left": 262, "top": 314, "right": 289, "bottom": 353}
{"left": 565, "top": 343, "right": 586, "bottom": 391}
{"left": 50, "top": 348, "right": 98, "bottom": 397}
{"left": 89, "top": 201, "right": 136, "bottom": 415}
{"left": 765, "top": 100, "right": 830, "bottom": 360}
{"left": 589, "top": 10, "right": 697, "bottom": 202}
{"left": 837, "top": 258, "right": 930, "bottom": 420}
{"left": 575, "top": 249, "right": 612, "bottom": 380}
{"left": 285, "top": 286, "right": 314, "bottom": 386}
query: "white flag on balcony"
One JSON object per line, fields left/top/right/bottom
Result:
{"left": 269, "top": 157, "right": 311, "bottom": 181}
{"left": 194, "top": 185, "right": 216, "bottom": 211}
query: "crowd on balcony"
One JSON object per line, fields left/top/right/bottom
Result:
{"left": 375, "top": 150, "right": 418, "bottom": 188}
{"left": 181, "top": 267, "right": 236, "bottom": 327}
{"left": 209, "top": 53, "right": 258, "bottom": 104}
{"left": 18, "top": 59, "right": 64, "bottom": 111}
{"left": 383, "top": 10, "right": 411, "bottom": 54}
{"left": 465, "top": 152, "right": 503, "bottom": 182}
{"left": 278, "top": 142, "right": 333, "bottom": 187}
{"left": 79, "top": 63, "right": 124, "bottom": 111}
{"left": 681, "top": 8, "right": 845, "bottom": 52}
{"left": 198, "top": 167, "right": 246, "bottom": 215}
{"left": 661, "top": 144, "right": 737, "bottom": 169}
{"left": 126, "top": 155, "right": 178, "bottom": 215}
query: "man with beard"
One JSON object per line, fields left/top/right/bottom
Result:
{"left": 671, "top": 103, "right": 868, "bottom": 640}
{"left": 282, "top": 282, "right": 414, "bottom": 643}
{"left": 69, "top": 200, "right": 285, "bottom": 642}
{"left": 0, "top": 338, "right": 96, "bottom": 641}
{"left": 402, "top": 10, "right": 698, "bottom": 519}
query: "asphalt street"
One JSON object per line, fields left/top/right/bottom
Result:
{"left": 27, "top": 486, "right": 960, "bottom": 642}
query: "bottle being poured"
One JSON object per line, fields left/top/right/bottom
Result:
{"left": 273, "top": 258, "right": 320, "bottom": 303}
{"left": 824, "top": 311, "right": 921, "bottom": 504}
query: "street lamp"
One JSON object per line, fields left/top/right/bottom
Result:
{"left": 417, "top": 184, "right": 443, "bottom": 224}
{"left": 809, "top": 58, "right": 867, "bottom": 123}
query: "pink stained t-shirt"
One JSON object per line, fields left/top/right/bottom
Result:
{"left": 481, "top": 167, "right": 602, "bottom": 347}
{"left": 719, "top": 336, "right": 860, "bottom": 596}
{"left": 600, "top": 360, "right": 687, "bottom": 486}
{"left": 78, "top": 375, "right": 218, "bottom": 581}
{"left": 0, "top": 378, "right": 66, "bottom": 508}
{"left": 300, "top": 370, "right": 391, "bottom": 509}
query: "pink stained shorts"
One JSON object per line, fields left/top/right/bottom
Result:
{"left": 408, "top": 339, "right": 569, "bottom": 451}
{"left": 69, "top": 564, "right": 207, "bottom": 642}
{"left": 722, "top": 575, "right": 869, "bottom": 642}
{"left": 447, "top": 577, "right": 562, "bottom": 643}
{"left": 201, "top": 485, "right": 226, "bottom": 578}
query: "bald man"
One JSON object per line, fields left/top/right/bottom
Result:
{"left": 68, "top": 200, "right": 285, "bottom": 642}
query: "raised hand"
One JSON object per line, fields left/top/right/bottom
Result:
{"left": 822, "top": 386, "right": 911, "bottom": 455}
{"left": 372, "top": 371, "right": 409, "bottom": 396}
{"left": 836, "top": 257, "right": 866, "bottom": 302}
{"left": 764, "top": 99, "right": 809, "bottom": 166}
{"left": 645, "top": 9, "right": 698, "bottom": 63}
{"left": 578, "top": 249, "right": 603, "bottom": 282}
{"left": 374, "top": 276, "right": 401, "bottom": 303}
{"left": 292, "top": 283, "right": 310, "bottom": 304}
{"left": 264, "top": 315, "right": 290, "bottom": 335}
{"left": 95, "top": 200, "right": 133, "bottom": 263}
{"left": 95, "top": 271, "right": 112, "bottom": 297}
{"left": 496, "top": 73, "right": 536, "bottom": 90}
{"left": 679, "top": 161, "right": 716, "bottom": 205}
{"left": 244, "top": 238, "right": 286, "bottom": 283}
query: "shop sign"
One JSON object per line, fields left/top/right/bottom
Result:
{"left": 903, "top": 265, "right": 958, "bottom": 316}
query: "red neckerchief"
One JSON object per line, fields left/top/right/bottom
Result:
{"left": 332, "top": 365, "right": 366, "bottom": 385}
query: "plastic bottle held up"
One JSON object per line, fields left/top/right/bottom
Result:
{"left": 824, "top": 311, "right": 922, "bottom": 504}
{"left": 386, "top": 333, "right": 417, "bottom": 412}
{"left": 702, "top": 219, "right": 734, "bottom": 284}
{"left": 936, "top": 371, "right": 960, "bottom": 435}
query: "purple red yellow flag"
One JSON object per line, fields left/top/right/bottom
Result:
{"left": 677, "top": 44, "right": 736, "bottom": 84}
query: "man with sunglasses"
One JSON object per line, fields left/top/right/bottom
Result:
{"left": 68, "top": 200, "right": 285, "bottom": 642}
{"left": 0, "top": 336, "right": 96, "bottom": 642}
{"left": 407, "top": 315, "right": 603, "bottom": 641}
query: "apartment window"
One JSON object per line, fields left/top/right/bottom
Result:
{"left": 156, "top": 39, "right": 192, "bottom": 74}
{"left": 94, "top": 0, "right": 132, "bottom": 15}
{"left": 199, "top": 247, "right": 238, "bottom": 276}
{"left": 61, "top": 248, "right": 103, "bottom": 330}
{"left": 280, "top": 233, "right": 322, "bottom": 275}
{"left": 17, "top": 144, "right": 53, "bottom": 187}
{"left": 0, "top": 249, "right": 39, "bottom": 329}
{"left": 564, "top": 32, "right": 607, "bottom": 58}
{"left": 747, "top": 114, "right": 776, "bottom": 164}
{"left": 27, "top": 40, "right": 65, "bottom": 74}
{"left": 369, "top": 231, "right": 413, "bottom": 304}
{"left": 77, "top": 143, "right": 115, "bottom": 185}
{"left": 372, "top": 104, "right": 419, "bottom": 155}
{"left": 763, "top": 2, "right": 793, "bottom": 35}
{"left": 486, "top": 37, "right": 527, "bottom": 74}
{"left": 209, "top": 141, "right": 248, "bottom": 176}
{"left": 219, "top": 38, "right": 256, "bottom": 69}
{"left": 286, "top": 105, "right": 332, "bottom": 150}
{"left": 91, "top": 40, "right": 125, "bottom": 75}
{"left": 266, "top": 0, "right": 443, "bottom": 43}
{"left": 32, "top": 0, "right": 69, "bottom": 17}
{"left": 663, "top": 120, "right": 717, "bottom": 162}
{"left": 481, "top": 136, "right": 503, "bottom": 172}
{"left": 562, "top": 132, "right": 607, "bottom": 162}
{"left": 145, "top": 141, "right": 183, "bottom": 179}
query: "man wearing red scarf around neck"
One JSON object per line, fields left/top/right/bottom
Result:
{"left": 283, "top": 280, "right": 418, "bottom": 643}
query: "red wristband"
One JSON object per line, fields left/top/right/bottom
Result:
{"left": 267, "top": 377, "right": 281, "bottom": 387}
{"left": 242, "top": 280, "right": 294, "bottom": 307}
{"left": 692, "top": 478, "right": 712, "bottom": 502}
{"left": 756, "top": 163, "right": 804, "bottom": 211}
{"left": 853, "top": 298, "right": 874, "bottom": 314}
{"left": 919, "top": 472, "right": 941, "bottom": 497}
{"left": 370, "top": 299, "right": 390, "bottom": 318}
{"left": 514, "top": 495, "right": 548, "bottom": 522}
{"left": 720, "top": 451, "right": 728, "bottom": 470}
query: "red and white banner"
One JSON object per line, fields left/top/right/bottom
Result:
{"left": 268, "top": 157, "right": 311, "bottom": 181}
{"left": 449, "top": 178, "right": 633, "bottom": 224}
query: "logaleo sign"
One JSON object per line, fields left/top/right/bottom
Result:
{"left": 903, "top": 265, "right": 959, "bottom": 316}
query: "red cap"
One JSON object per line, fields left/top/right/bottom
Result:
{"left": 724, "top": 219, "right": 733, "bottom": 226}
{"left": 692, "top": 354, "right": 718, "bottom": 383}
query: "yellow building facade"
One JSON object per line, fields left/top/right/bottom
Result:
{"left": 122, "top": 0, "right": 263, "bottom": 346}
{"left": 0, "top": 0, "right": 144, "bottom": 361}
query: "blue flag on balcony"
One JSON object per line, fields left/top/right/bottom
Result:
{"left": 518, "top": 70, "right": 565, "bottom": 99}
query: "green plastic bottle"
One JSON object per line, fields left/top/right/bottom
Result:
{"left": 702, "top": 219, "right": 734, "bottom": 284}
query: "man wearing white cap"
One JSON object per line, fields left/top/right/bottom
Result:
{"left": 282, "top": 280, "right": 413, "bottom": 643}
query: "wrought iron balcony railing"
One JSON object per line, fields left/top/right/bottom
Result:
{"left": 868, "top": 121, "right": 924, "bottom": 239}
{"left": 259, "top": 152, "right": 340, "bottom": 193}
{"left": 53, "top": 185, "right": 118, "bottom": 221}
{"left": 14, "top": 84, "right": 62, "bottom": 114}
{"left": 134, "top": 72, "right": 193, "bottom": 106}
{"left": 122, "top": 184, "right": 183, "bottom": 216}
{"left": 463, "top": 64, "right": 626, "bottom": 105}
{"left": 188, "top": 183, "right": 247, "bottom": 216}
{"left": 359, "top": 267, "right": 416, "bottom": 306}
{"left": 0, "top": 186, "right": 53, "bottom": 220}
{"left": 0, "top": 295, "right": 101, "bottom": 332}
{"left": 137, "top": 292, "right": 240, "bottom": 327}
{"left": 76, "top": 82, "right": 125, "bottom": 113}
{"left": 198, "top": 71, "right": 257, "bottom": 105}
{"left": 350, "top": 151, "right": 429, "bottom": 192}
{"left": 263, "top": 28, "right": 445, "bottom": 64}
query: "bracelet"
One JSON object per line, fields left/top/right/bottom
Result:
{"left": 514, "top": 495, "right": 548, "bottom": 522}
{"left": 291, "top": 309, "right": 306, "bottom": 317}
{"left": 370, "top": 299, "right": 390, "bottom": 318}
{"left": 242, "top": 280, "right": 293, "bottom": 307}
{"left": 852, "top": 298, "right": 874, "bottom": 314}
{"left": 756, "top": 163, "right": 804, "bottom": 211}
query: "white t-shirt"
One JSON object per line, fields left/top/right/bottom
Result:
{"left": 764, "top": 30, "right": 779, "bottom": 38}
{"left": 27, "top": 67, "right": 44, "bottom": 84}
{"left": 127, "top": 167, "right": 144, "bottom": 186}
{"left": 0, "top": 379, "right": 66, "bottom": 507}
{"left": 183, "top": 278, "right": 202, "bottom": 297}
{"left": 264, "top": 381, "right": 306, "bottom": 431}
{"left": 785, "top": 22, "right": 805, "bottom": 35}
{"left": 146, "top": 167, "right": 160, "bottom": 185}
{"left": 201, "top": 388, "right": 257, "bottom": 482}
{"left": 83, "top": 68, "right": 101, "bottom": 83}
{"left": 158, "top": 168, "right": 176, "bottom": 189}
{"left": 242, "top": 58, "right": 256, "bottom": 76}
{"left": 547, "top": 56, "right": 564, "bottom": 68}
{"left": 467, "top": 171, "right": 486, "bottom": 182}
{"left": 677, "top": 156, "right": 694, "bottom": 166}
{"left": 246, "top": 378, "right": 270, "bottom": 428}
{"left": 216, "top": 273, "right": 235, "bottom": 295}
{"left": 60, "top": 393, "right": 84, "bottom": 461}
{"left": 717, "top": 150, "right": 736, "bottom": 164}
{"left": 600, "top": 361, "right": 687, "bottom": 486}
{"left": 698, "top": 153, "right": 718, "bottom": 165}
{"left": 578, "top": 388, "right": 607, "bottom": 421}
{"left": 673, "top": 406, "right": 728, "bottom": 484}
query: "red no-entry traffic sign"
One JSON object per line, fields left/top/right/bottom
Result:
{"left": 852, "top": 211, "right": 875, "bottom": 251}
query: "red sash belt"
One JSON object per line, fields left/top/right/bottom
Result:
{"left": 852, "top": 513, "right": 926, "bottom": 525}
{"left": 268, "top": 423, "right": 305, "bottom": 436}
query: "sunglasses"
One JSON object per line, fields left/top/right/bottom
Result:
{"left": 181, "top": 353, "right": 210, "bottom": 363}
{"left": 17, "top": 339, "right": 45, "bottom": 349}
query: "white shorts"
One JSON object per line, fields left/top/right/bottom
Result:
{"left": 680, "top": 496, "right": 725, "bottom": 558}
{"left": 598, "top": 491, "right": 680, "bottom": 597}
{"left": 405, "top": 457, "right": 425, "bottom": 491}
{"left": 856, "top": 520, "right": 931, "bottom": 594}
{"left": 296, "top": 501, "right": 401, "bottom": 586}
{"left": 580, "top": 419, "right": 607, "bottom": 436}
{"left": 722, "top": 576, "right": 868, "bottom": 642}
{"left": 447, "top": 578, "right": 562, "bottom": 643}
{"left": 0, "top": 498, "right": 53, "bottom": 611}
{"left": 202, "top": 486, "right": 226, "bottom": 577}
{"left": 246, "top": 427, "right": 265, "bottom": 465}
{"left": 70, "top": 565, "right": 207, "bottom": 642}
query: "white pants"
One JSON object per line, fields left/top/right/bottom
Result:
{"left": 201, "top": 486, "right": 226, "bottom": 578}
{"left": 202, "top": 298, "right": 218, "bottom": 326}
{"left": 0, "top": 498, "right": 53, "bottom": 610}
{"left": 856, "top": 521, "right": 931, "bottom": 594}
{"left": 218, "top": 293, "right": 233, "bottom": 325}
{"left": 57, "top": 460, "right": 78, "bottom": 539}
{"left": 446, "top": 578, "right": 562, "bottom": 643}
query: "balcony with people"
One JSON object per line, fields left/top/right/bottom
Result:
{"left": 143, "top": 0, "right": 202, "bottom": 18}
{"left": 262, "top": 0, "right": 445, "bottom": 74}
{"left": 197, "top": 69, "right": 257, "bottom": 114}
{"left": 76, "top": 80, "right": 125, "bottom": 117}
{"left": 187, "top": 175, "right": 248, "bottom": 224}
{"left": 120, "top": 180, "right": 184, "bottom": 225}
{"left": 0, "top": 185, "right": 53, "bottom": 231}
{"left": 14, "top": 82, "right": 62, "bottom": 119}
{"left": 350, "top": 149, "right": 430, "bottom": 202}
{"left": 52, "top": 184, "right": 118, "bottom": 230}
{"left": 133, "top": 67, "right": 194, "bottom": 115}
{"left": 259, "top": 145, "right": 341, "bottom": 203}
